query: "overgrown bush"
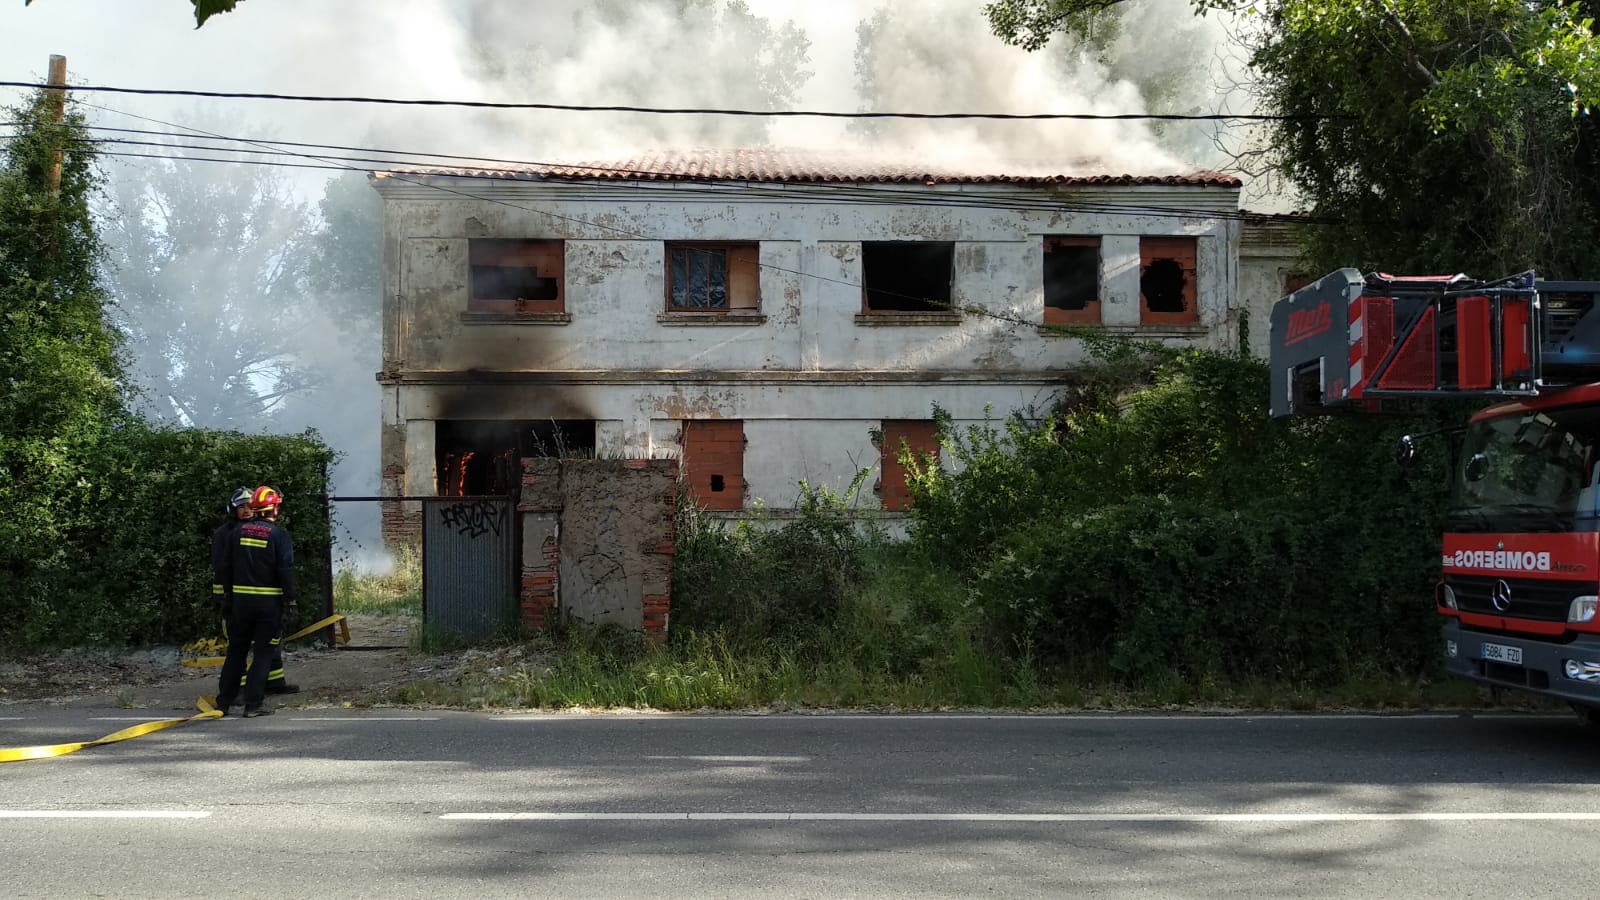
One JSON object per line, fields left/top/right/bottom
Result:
{"left": 907, "top": 344, "right": 1474, "bottom": 688}
{"left": 2, "top": 423, "right": 335, "bottom": 649}
{"left": 671, "top": 478, "right": 869, "bottom": 646}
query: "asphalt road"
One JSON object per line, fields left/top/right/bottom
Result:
{"left": 3, "top": 708, "right": 1599, "bottom": 898}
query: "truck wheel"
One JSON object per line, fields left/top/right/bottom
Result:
{"left": 1572, "top": 704, "right": 1600, "bottom": 729}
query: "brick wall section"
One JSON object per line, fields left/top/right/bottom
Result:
{"left": 515, "top": 457, "right": 677, "bottom": 642}
{"left": 379, "top": 465, "right": 421, "bottom": 550}
{"left": 517, "top": 458, "right": 563, "bottom": 631}
{"left": 680, "top": 419, "right": 744, "bottom": 511}
{"left": 879, "top": 420, "right": 940, "bottom": 512}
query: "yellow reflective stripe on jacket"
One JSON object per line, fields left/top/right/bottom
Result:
{"left": 211, "top": 584, "right": 223, "bottom": 595}
{"left": 238, "top": 537, "right": 269, "bottom": 548}
{"left": 232, "top": 585, "right": 283, "bottom": 596}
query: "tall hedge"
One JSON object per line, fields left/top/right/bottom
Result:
{"left": 2, "top": 424, "right": 336, "bottom": 649}
{"left": 0, "top": 90, "right": 337, "bottom": 651}
{"left": 908, "top": 346, "right": 1477, "bottom": 687}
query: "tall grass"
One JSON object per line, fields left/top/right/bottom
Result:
{"left": 334, "top": 547, "right": 422, "bottom": 616}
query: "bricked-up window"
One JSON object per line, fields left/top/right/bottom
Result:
{"left": 1043, "top": 236, "right": 1101, "bottom": 325}
{"left": 879, "top": 420, "right": 939, "bottom": 511}
{"left": 1139, "top": 236, "right": 1199, "bottom": 325}
{"left": 1283, "top": 272, "right": 1313, "bottom": 295}
{"left": 469, "top": 239, "right": 565, "bottom": 314}
{"left": 666, "top": 243, "right": 760, "bottom": 312}
{"left": 681, "top": 420, "right": 744, "bottom": 511}
{"left": 862, "top": 241, "right": 955, "bottom": 313}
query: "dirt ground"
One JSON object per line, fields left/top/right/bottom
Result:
{"left": 0, "top": 614, "right": 433, "bottom": 712}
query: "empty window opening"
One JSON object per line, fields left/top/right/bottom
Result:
{"left": 667, "top": 243, "right": 759, "bottom": 312}
{"left": 862, "top": 241, "right": 954, "bottom": 312}
{"left": 469, "top": 239, "right": 565, "bottom": 313}
{"left": 1043, "top": 237, "right": 1100, "bottom": 324}
{"left": 436, "top": 419, "right": 596, "bottom": 497}
{"left": 1141, "top": 259, "right": 1187, "bottom": 313}
{"left": 710, "top": 474, "right": 726, "bottom": 492}
{"left": 1139, "top": 236, "right": 1199, "bottom": 325}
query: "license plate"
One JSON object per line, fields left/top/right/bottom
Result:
{"left": 1482, "top": 642, "right": 1523, "bottom": 666}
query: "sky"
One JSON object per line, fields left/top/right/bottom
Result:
{"left": 0, "top": 0, "right": 1266, "bottom": 569}
{"left": 1, "top": 0, "right": 1257, "bottom": 190}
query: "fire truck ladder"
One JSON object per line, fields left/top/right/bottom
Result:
{"left": 1268, "top": 268, "right": 1600, "bottom": 419}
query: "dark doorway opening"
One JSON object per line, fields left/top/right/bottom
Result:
{"left": 436, "top": 419, "right": 597, "bottom": 496}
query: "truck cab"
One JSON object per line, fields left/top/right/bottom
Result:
{"left": 1438, "top": 388, "right": 1600, "bottom": 713}
{"left": 1268, "top": 266, "right": 1600, "bottom": 718}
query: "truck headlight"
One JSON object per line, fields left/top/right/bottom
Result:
{"left": 1570, "top": 596, "right": 1599, "bottom": 624}
{"left": 1440, "top": 584, "right": 1458, "bottom": 610}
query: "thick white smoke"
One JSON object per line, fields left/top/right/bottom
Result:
{"left": 1, "top": 0, "right": 1258, "bottom": 570}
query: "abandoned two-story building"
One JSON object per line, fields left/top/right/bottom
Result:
{"left": 372, "top": 149, "right": 1285, "bottom": 544}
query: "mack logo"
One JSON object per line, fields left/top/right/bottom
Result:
{"left": 1444, "top": 549, "right": 1552, "bottom": 572}
{"left": 1283, "top": 302, "right": 1333, "bottom": 347}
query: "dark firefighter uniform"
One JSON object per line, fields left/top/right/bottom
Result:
{"left": 210, "top": 517, "right": 293, "bottom": 693}
{"left": 215, "top": 513, "right": 295, "bottom": 716}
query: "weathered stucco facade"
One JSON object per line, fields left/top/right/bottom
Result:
{"left": 371, "top": 152, "right": 1266, "bottom": 542}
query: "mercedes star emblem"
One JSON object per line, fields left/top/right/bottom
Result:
{"left": 1491, "top": 579, "right": 1513, "bottom": 613}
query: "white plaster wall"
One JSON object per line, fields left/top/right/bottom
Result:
{"left": 376, "top": 180, "right": 1243, "bottom": 377}
{"left": 740, "top": 419, "right": 882, "bottom": 509}
{"left": 1240, "top": 250, "right": 1303, "bottom": 360}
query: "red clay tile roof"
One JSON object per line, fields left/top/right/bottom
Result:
{"left": 381, "top": 148, "right": 1241, "bottom": 188}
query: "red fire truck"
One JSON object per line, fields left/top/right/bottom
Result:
{"left": 1269, "top": 267, "right": 1600, "bottom": 721}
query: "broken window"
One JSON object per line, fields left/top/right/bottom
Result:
{"left": 666, "top": 243, "right": 760, "bottom": 312}
{"left": 1043, "top": 236, "right": 1101, "bottom": 325}
{"left": 878, "top": 420, "right": 939, "bottom": 512}
{"left": 1139, "top": 236, "right": 1199, "bottom": 325}
{"left": 680, "top": 419, "right": 744, "bottom": 511}
{"left": 436, "top": 419, "right": 596, "bottom": 496}
{"left": 861, "top": 242, "right": 955, "bottom": 313}
{"left": 468, "top": 239, "right": 565, "bottom": 314}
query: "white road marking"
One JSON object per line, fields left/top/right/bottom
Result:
{"left": 440, "top": 811, "right": 1600, "bottom": 823}
{"left": 286, "top": 717, "right": 440, "bottom": 722}
{"left": 487, "top": 713, "right": 1574, "bottom": 722}
{"left": 644, "top": 756, "right": 812, "bottom": 763}
{"left": 0, "top": 717, "right": 31, "bottom": 721}
{"left": 0, "top": 811, "right": 210, "bottom": 819}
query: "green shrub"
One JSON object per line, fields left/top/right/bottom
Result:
{"left": 908, "top": 345, "right": 1472, "bottom": 687}
{"left": 670, "top": 478, "right": 868, "bottom": 646}
{"left": 1, "top": 422, "right": 335, "bottom": 649}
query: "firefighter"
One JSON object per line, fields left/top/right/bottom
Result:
{"left": 210, "top": 487, "right": 253, "bottom": 615}
{"left": 209, "top": 488, "right": 299, "bottom": 696}
{"left": 215, "top": 486, "right": 296, "bottom": 717}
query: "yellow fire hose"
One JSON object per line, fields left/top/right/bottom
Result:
{"left": 2, "top": 615, "right": 349, "bottom": 764}
{"left": 0, "top": 697, "right": 222, "bottom": 763}
{"left": 180, "top": 614, "right": 351, "bottom": 669}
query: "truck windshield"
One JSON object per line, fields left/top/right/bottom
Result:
{"left": 1448, "top": 406, "right": 1600, "bottom": 533}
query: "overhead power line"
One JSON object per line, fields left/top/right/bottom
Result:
{"left": 0, "top": 79, "right": 1325, "bottom": 122}
{"left": 4, "top": 121, "right": 1303, "bottom": 225}
{"left": 19, "top": 103, "right": 1305, "bottom": 329}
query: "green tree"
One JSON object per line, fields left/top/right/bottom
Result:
{"left": 312, "top": 171, "right": 384, "bottom": 330}
{"left": 0, "top": 89, "right": 126, "bottom": 612}
{"left": 100, "top": 148, "right": 320, "bottom": 429}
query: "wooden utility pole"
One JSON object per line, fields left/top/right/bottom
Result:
{"left": 45, "top": 54, "right": 67, "bottom": 194}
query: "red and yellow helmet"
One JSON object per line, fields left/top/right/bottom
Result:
{"left": 249, "top": 486, "right": 283, "bottom": 513}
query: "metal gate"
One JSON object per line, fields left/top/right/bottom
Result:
{"left": 421, "top": 496, "right": 518, "bottom": 640}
